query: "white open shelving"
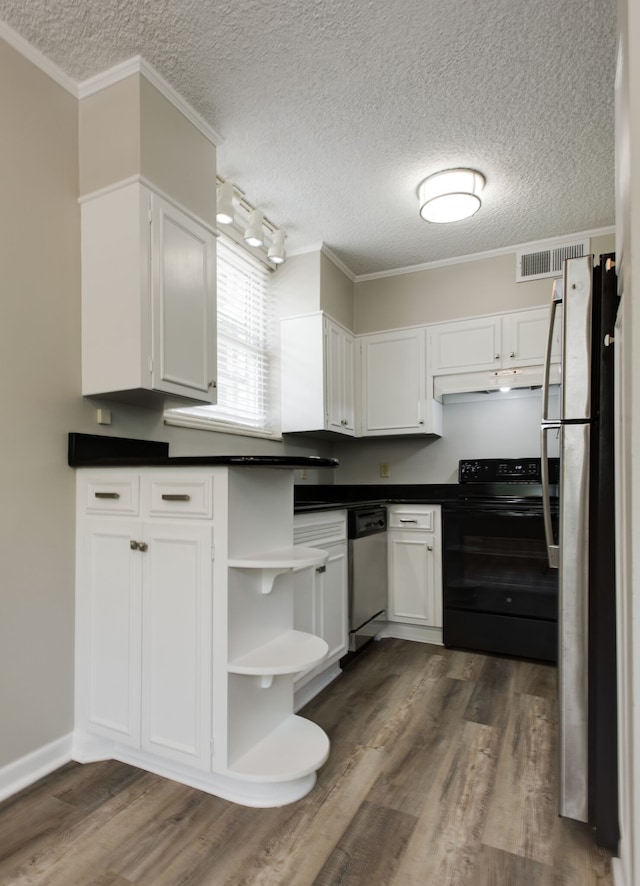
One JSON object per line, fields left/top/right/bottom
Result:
{"left": 228, "top": 715, "right": 330, "bottom": 782}
{"left": 228, "top": 630, "right": 329, "bottom": 677}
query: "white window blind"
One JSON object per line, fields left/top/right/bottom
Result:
{"left": 165, "top": 236, "right": 278, "bottom": 437}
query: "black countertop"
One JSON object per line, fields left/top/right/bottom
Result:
{"left": 293, "top": 481, "right": 556, "bottom": 512}
{"left": 67, "top": 433, "right": 339, "bottom": 470}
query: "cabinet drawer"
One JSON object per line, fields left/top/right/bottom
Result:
{"left": 148, "top": 476, "right": 213, "bottom": 518}
{"left": 389, "top": 508, "right": 435, "bottom": 531}
{"left": 85, "top": 476, "right": 140, "bottom": 515}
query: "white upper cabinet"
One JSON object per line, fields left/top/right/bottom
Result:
{"left": 429, "top": 306, "right": 556, "bottom": 376}
{"left": 359, "top": 328, "right": 442, "bottom": 436}
{"left": 281, "top": 312, "right": 355, "bottom": 436}
{"left": 81, "top": 181, "right": 217, "bottom": 406}
{"left": 428, "top": 315, "right": 501, "bottom": 376}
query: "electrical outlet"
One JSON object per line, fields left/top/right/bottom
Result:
{"left": 379, "top": 462, "right": 390, "bottom": 478}
{"left": 299, "top": 468, "right": 308, "bottom": 480}
{"left": 96, "top": 408, "right": 111, "bottom": 425}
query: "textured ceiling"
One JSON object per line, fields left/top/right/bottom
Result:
{"left": 0, "top": 0, "right": 617, "bottom": 277}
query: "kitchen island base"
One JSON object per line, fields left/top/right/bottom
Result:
{"left": 73, "top": 461, "right": 334, "bottom": 807}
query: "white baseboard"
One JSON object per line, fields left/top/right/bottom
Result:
{"left": 294, "top": 665, "right": 342, "bottom": 711}
{"left": 0, "top": 733, "right": 73, "bottom": 803}
{"left": 611, "top": 856, "right": 627, "bottom": 886}
{"left": 376, "top": 623, "right": 443, "bottom": 645}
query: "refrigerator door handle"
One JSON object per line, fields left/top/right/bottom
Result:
{"left": 541, "top": 294, "right": 560, "bottom": 423}
{"left": 541, "top": 422, "right": 560, "bottom": 568}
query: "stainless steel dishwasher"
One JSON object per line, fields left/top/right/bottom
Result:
{"left": 347, "top": 506, "right": 388, "bottom": 651}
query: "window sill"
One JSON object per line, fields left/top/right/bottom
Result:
{"left": 164, "top": 413, "right": 283, "bottom": 442}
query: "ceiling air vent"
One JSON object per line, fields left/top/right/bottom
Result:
{"left": 516, "top": 238, "right": 590, "bottom": 282}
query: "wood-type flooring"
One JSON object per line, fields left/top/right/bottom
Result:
{"left": 0, "top": 639, "right": 614, "bottom": 885}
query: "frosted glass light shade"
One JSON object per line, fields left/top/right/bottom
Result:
{"left": 216, "top": 181, "right": 234, "bottom": 225}
{"left": 418, "top": 168, "right": 485, "bottom": 223}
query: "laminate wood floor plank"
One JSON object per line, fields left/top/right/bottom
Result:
{"left": 0, "top": 639, "right": 613, "bottom": 886}
{"left": 481, "top": 690, "right": 557, "bottom": 864}
{"left": 466, "top": 844, "right": 552, "bottom": 886}
{"left": 389, "top": 720, "right": 502, "bottom": 886}
{"left": 312, "top": 800, "right": 418, "bottom": 886}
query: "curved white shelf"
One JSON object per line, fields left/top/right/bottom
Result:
{"left": 228, "top": 631, "right": 329, "bottom": 679}
{"left": 229, "top": 715, "right": 330, "bottom": 783}
{"left": 228, "top": 546, "right": 329, "bottom": 594}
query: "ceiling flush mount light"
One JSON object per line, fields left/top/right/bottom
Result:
{"left": 216, "top": 180, "right": 235, "bottom": 225}
{"left": 267, "top": 229, "right": 287, "bottom": 265}
{"left": 418, "top": 168, "right": 485, "bottom": 223}
{"left": 244, "top": 209, "right": 264, "bottom": 247}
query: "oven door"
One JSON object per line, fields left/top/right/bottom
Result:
{"left": 442, "top": 501, "right": 559, "bottom": 662}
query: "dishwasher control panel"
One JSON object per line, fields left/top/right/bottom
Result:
{"left": 347, "top": 506, "right": 387, "bottom": 539}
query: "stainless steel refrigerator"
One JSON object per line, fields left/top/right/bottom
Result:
{"left": 540, "top": 253, "right": 619, "bottom": 850}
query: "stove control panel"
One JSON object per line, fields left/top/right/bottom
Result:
{"left": 458, "top": 458, "right": 559, "bottom": 484}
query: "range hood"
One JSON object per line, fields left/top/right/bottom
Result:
{"left": 433, "top": 363, "right": 559, "bottom": 401}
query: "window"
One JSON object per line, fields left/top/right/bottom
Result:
{"left": 165, "top": 236, "right": 279, "bottom": 438}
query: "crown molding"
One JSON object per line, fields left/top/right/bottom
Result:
{"left": 320, "top": 244, "right": 356, "bottom": 282}
{"left": 0, "top": 19, "right": 78, "bottom": 95}
{"left": 78, "top": 56, "right": 224, "bottom": 147}
{"left": 354, "top": 226, "right": 616, "bottom": 283}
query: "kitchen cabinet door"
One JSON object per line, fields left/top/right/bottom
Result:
{"left": 502, "top": 306, "right": 560, "bottom": 367}
{"left": 317, "top": 540, "right": 348, "bottom": 662}
{"left": 325, "top": 318, "right": 355, "bottom": 434}
{"left": 360, "top": 328, "right": 442, "bottom": 436}
{"left": 140, "top": 522, "right": 213, "bottom": 771}
{"left": 428, "top": 316, "right": 501, "bottom": 375}
{"left": 77, "top": 519, "right": 142, "bottom": 747}
{"left": 81, "top": 181, "right": 217, "bottom": 406}
{"left": 387, "top": 507, "right": 442, "bottom": 628}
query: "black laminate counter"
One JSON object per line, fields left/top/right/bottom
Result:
{"left": 293, "top": 482, "right": 555, "bottom": 512}
{"left": 68, "top": 433, "right": 338, "bottom": 469}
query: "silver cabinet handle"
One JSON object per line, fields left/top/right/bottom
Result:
{"left": 208, "top": 380, "right": 217, "bottom": 388}
{"left": 161, "top": 494, "right": 191, "bottom": 501}
{"left": 95, "top": 491, "right": 120, "bottom": 499}
{"left": 316, "top": 564, "right": 327, "bottom": 574}
{"left": 399, "top": 518, "right": 418, "bottom": 524}
{"left": 510, "top": 351, "right": 515, "bottom": 358}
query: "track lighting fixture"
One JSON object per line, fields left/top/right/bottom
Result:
{"left": 268, "top": 229, "right": 287, "bottom": 265}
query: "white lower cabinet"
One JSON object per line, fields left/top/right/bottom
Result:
{"left": 293, "top": 511, "right": 348, "bottom": 700}
{"left": 387, "top": 506, "right": 442, "bottom": 632}
{"left": 75, "top": 468, "right": 330, "bottom": 807}
{"left": 77, "top": 517, "right": 212, "bottom": 769}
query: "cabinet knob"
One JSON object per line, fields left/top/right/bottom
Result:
{"left": 208, "top": 380, "right": 217, "bottom": 389}
{"left": 316, "top": 564, "right": 327, "bottom": 574}
{"left": 129, "top": 540, "right": 148, "bottom": 552}
{"left": 427, "top": 545, "right": 433, "bottom": 551}
{"left": 494, "top": 353, "right": 500, "bottom": 360}
{"left": 510, "top": 351, "right": 515, "bottom": 358}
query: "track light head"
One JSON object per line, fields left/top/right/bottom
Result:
{"left": 243, "top": 209, "right": 264, "bottom": 247}
{"left": 216, "top": 180, "right": 234, "bottom": 225}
